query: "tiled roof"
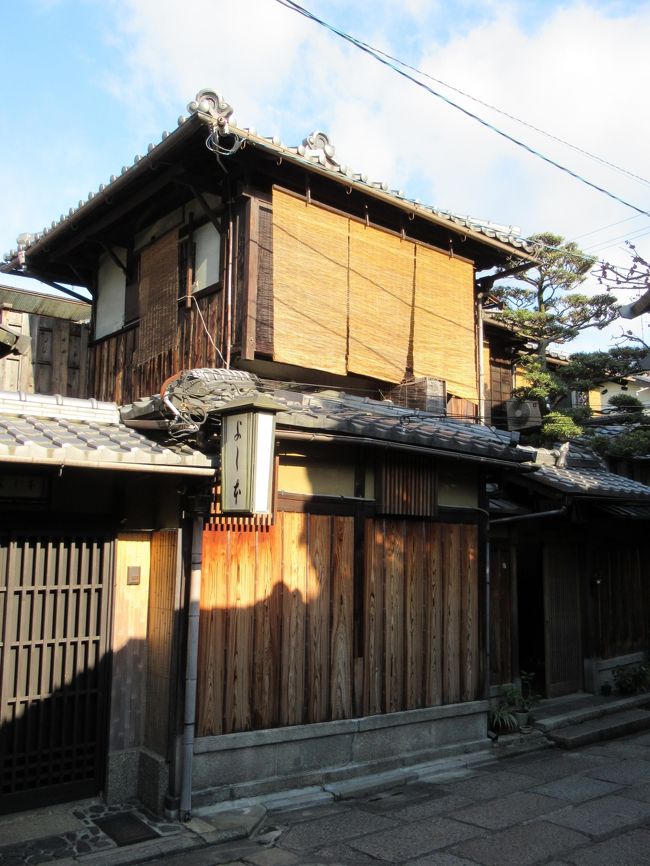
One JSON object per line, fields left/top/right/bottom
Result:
{"left": 124, "top": 368, "right": 532, "bottom": 465}
{"left": 0, "top": 391, "right": 215, "bottom": 475}
{"left": 272, "top": 388, "right": 530, "bottom": 463}
{"left": 530, "top": 465, "right": 650, "bottom": 499}
{"left": 3, "top": 89, "right": 536, "bottom": 264}
{"left": 0, "top": 284, "right": 90, "bottom": 320}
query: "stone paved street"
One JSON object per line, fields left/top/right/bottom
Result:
{"left": 141, "top": 730, "right": 650, "bottom": 866}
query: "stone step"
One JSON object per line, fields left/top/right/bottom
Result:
{"left": 534, "top": 694, "right": 650, "bottom": 733}
{"left": 548, "top": 708, "right": 650, "bottom": 749}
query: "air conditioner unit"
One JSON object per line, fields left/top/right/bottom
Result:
{"left": 506, "top": 399, "right": 542, "bottom": 431}
{"left": 388, "top": 377, "right": 446, "bottom": 415}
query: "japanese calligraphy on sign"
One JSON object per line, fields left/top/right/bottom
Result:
{"left": 221, "top": 409, "right": 276, "bottom": 514}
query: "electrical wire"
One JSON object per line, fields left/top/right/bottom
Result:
{"left": 570, "top": 214, "right": 644, "bottom": 243}
{"left": 181, "top": 293, "right": 229, "bottom": 367}
{"left": 275, "top": 0, "right": 650, "bottom": 220}
{"left": 336, "top": 34, "right": 650, "bottom": 191}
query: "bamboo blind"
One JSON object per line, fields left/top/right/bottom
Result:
{"left": 256, "top": 204, "right": 274, "bottom": 355}
{"left": 136, "top": 230, "right": 179, "bottom": 365}
{"left": 413, "top": 246, "right": 478, "bottom": 403}
{"left": 348, "top": 222, "right": 414, "bottom": 383}
{"left": 272, "top": 190, "right": 348, "bottom": 375}
{"left": 270, "top": 188, "right": 478, "bottom": 391}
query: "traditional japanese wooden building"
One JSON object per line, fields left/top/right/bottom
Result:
{"left": 4, "top": 88, "right": 607, "bottom": 816}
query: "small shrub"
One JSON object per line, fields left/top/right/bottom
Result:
{"left": 607, "top": 393, "right": 644, "bottom": 412}
{"left": 541, "top": 411, "right": 582, "bottom": 444}
{"left": 587, "top": 428, "right": 650, "bottom": 459}
{"left": 564, "top": 405, "right": 592, "bottom": 424}
{"left": 612, "top": 663, "right": 650, "bottom": 695}
{"left": 499, "top": 672, "right": 540, "bottom": 712}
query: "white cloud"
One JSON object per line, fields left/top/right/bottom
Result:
{"left": 5, "top": 0, "right": 650, "bottom": 348}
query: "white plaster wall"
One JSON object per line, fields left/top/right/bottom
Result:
{"left": 193, "top": 222, "right": 221, "bottom": 291}
{"left": 95, "top": 250, "right": 127, "bottom": 339}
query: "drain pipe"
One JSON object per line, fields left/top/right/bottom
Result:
{"left": 180, "top": 514, "right": 204, "bottom": 821}
{"left": 483, "top": 511, "right": 491, "bottom": 700}
{"left": 477, "top": 292, "right": 486, "bottom": 425}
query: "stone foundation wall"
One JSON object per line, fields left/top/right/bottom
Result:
{"left": 584, "top": 651, "right": 648, "bottom": 693}
{"left": 192, "top": 701, "right": 489, "bottom": 808}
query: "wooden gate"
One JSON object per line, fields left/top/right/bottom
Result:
{"left": 544, "top": 543, "right": 583, "bottom": 698}
{"left": 0, "top": 532, "right": 113, "bottom": 812}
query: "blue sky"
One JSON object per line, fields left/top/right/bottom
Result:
{"left": 3, "top": 0, "right": 650, "bottom": 351}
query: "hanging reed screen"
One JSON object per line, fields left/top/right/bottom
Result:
{"left": 413, "top": 245, "right": 477, "bottom": 403}
{"left": 348, "top": 222, "right": 414, "bottom": 383}
{"left": 272, "top": 189, "right": 348, "bottom": 375}
{"left": 270, "top": 187, "right": 477, "bottom": 395}
{"left": 136, "top": 230, "right": 179, "bottom": 365}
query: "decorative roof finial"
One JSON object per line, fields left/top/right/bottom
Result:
{"left": 188, "top": 89, "right": 234, "bottom": 135}
{"left": 299, "top": 131, "right": 340, "bottom": 169}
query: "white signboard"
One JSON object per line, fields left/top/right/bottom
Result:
{"left": 221, "top": 411, "right": 276, "bottom": 514}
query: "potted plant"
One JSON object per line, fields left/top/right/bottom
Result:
{"left": 500, "top": 671, "right": 539, "bottom": 729}
{"left": 488, "top": 703, "right": 517, "bottom": 735}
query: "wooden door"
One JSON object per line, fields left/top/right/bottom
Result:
{"left": 543, "top": 543, "right": 583, "bottom": 698}
{"left": 0, "top": 532, "right": 113, "bottom": 812}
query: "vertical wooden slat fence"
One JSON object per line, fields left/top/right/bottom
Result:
{"left": 544, "top": 543, "right": 583, "bottom": 698}
{"left": 0, "top": 532, "right": 112, "bottom": 812}
{"left": 196, "top": 514, "right": 481, "bottom": 736}
{"left": 489, "top": 543, "right": 513, "bottom": 686}
{"left": 596, "top": 542, "right": 650, "bottom": 659}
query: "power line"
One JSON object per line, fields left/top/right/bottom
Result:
{"left": 570, "top": 214, "right": 645, "bottom": 243}
{"left": 320, "top": 20, "right": 650, "bottom": 190}
{"left": 275, "top": 0, "right": 650, "bottom": 220}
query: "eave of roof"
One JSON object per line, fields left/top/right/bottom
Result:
{"left": 3, "top": 89, "right": 536, "bottom": 270}
{"left": 520, "top": 465, "right": 650, "bottom": 500}
{"left": 0, "top": 284, "right": 91, "bottom": 320}
{"left": 223, "top": 127, "right": 536, "bottom": 261}
{"left": 124, "top": 369, "right": 534, "bottom": 466}
{"left": 0, "top": 391, "right": 215, "bottom": 476}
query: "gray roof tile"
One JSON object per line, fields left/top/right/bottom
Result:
{"left": 0, "top": 391, "right": 214, "bottom": 475}
{"left": 134, "top": 370, "right": 531, "bottom": 465}
{"left": 531, "top": 466, "right": 650, "bottom": 498}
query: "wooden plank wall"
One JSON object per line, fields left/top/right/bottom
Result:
{"left": 489, "top": 543, "right": 513, "bottom": 685}
{"left": 197, "top": 513, "right": 354, "bottom": 736}
{"left": 363, "top": 520, "right": 479, "bottom": 714}
{"left": 596, "top": 542, "right": 650, "bottom": 659}
{"left": 88, "top": 290, "right": 223, "bottom": 403}
{"left": 196, "top": 514, "right": 480, "bottom": 736}
{"left": 0, "top": 311, "right": 89, "bottom": 397}
{"left": 144, "top": 530, "right": 180, "bottom": 757}
{"left": 544, "top": 543, "right": 583, "bottom": 698}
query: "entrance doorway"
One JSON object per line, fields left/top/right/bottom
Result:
{"left": 543, "top": 543, "right": 583, "bottom": 698}
{"left": 517, "top": 542, "right": 546, "bottom": 696}
{"left": 0, "top": 531, "right": 113, "bottom": 813}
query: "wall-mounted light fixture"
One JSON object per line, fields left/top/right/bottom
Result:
{"left": 220, "top": 395, "right": 284, "bottom": 515}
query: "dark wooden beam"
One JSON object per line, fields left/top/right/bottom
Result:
{"left": 42, "top": 163, "right": 185, "bottom": 258}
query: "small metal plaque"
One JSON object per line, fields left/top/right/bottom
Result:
{"left": 126, "top": 566, "right": 141, "bottom": 585}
